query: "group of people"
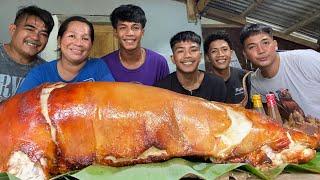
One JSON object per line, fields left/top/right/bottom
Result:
{"left": 1, "top": 4, "right": 319, "bottom": 119}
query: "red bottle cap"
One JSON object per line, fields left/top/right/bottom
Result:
{"left": 266, "top": 93, "right": 277, "bottom": 106}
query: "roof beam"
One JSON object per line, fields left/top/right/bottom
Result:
{"left": 186, "top": 0, "right": 197, "bottom": 22}
{"left": 241, "top": 0, "right": 265, "bottom": 17}
{"left": 202, "top": 7, "right": 246, "bottom": 25}
{"left": 196, "top": 0, "right": 210, "bottom": 13}
{"left": 201, "top": 9, "right": 319, "bottom": 49}
{"left": 283, "top": 11, "right": 320, "bottom": 34}
{"left": 272, "top": 31, "right": 319, "bottom": 49}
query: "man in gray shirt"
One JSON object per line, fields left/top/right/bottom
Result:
{"left": 0, "top": 6, "right": 54, "bottom": 102}
{"left": 240, "top": 23, "right": 320, "bottom": 119}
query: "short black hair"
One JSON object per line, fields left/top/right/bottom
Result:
{"left": 110, "top": 4, "right": 147, "bottom": 29}
{"left": 14, "top": 5, "right": 54, "bottom": 35}
{"left": 58, "top": 16, "right": 94, "bottom": 42}
{"left": 240, "top": 23, "right": 273, "bottom": 45}
{"left": 203, "top": 31, "right": 233, "bottom": 54}
{"left": 170, "top": 31, "right": 201, "bottom": 52}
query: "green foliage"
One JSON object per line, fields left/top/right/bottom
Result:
{"left": 72, "top": 158, "right": 244, "bottom": 180}
{"left": 1, "top": 153, "right": 319, "bottom": 180}
{"left": 0, "top": 173, "right": 19, "bottom": 180}
{"left": 285, "top": 152, "right": 320, "bottom": 173}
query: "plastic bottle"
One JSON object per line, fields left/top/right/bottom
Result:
{"left": 252, "top": 94, "right": 266, "bottom": 114}
{"left": 266, "top": 93, "right": 283, "bottom": 124}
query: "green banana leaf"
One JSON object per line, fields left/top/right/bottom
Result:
{"left": 72, "top": 152, "right": 320, "bottom": 180}
{"left": 285, "top": 151, "right": 320, "bottom": 173}
{"left": 241, "top": 163, "right": 287, "bottom": 180}
{"left": 1, "top": 152, "right": 319, "bottom": 180}
{"left": 0, "top": 173, "right": 19, "bottom": 180}
{"left": 72, "top": 158, "right": 244, "bottom": 180}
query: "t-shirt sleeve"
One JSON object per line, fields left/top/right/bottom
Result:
{"left": 16, "top": 67, "right": 44, "bottom": 94}
{"left": 296, "top": 50, "right": 320, "bottom": 82}
{"left": 96, "top": 60, "right": 115, "bottom": 82}
{"left": 155, "top": 55, "right": 170, "bottom": 82}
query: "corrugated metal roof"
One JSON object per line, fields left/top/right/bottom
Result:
{"left": 199, "top": 0, "right": 320, "bottom": 47}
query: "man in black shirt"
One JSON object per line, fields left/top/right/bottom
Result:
{"left": 204, "top": 31, "right": 251, "bottom": 106}
{"left": 155, "top": 31, "right": 226, "bottom": 102}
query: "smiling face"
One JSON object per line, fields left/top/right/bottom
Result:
{"left": 9, "top": 15, "right": 49, "bottom": 60}
{"left": 172, "top": 41, "right": 201, "bottom": 74}
{"left": 207, "top": 39, "right": 232, "bottom": 71}
{"left": 114, "top": 21, "right": 144, "bottom": 51}
{"left": 243, "top": 32, "right": 278, "bottom": 68}
{"left": 58, "top": 21, "right": 93, "bottom": 65}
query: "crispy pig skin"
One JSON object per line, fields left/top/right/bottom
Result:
{"left": 0, "top": 82, "right": 318, "bottom": 178}
{"left": 0, "top": 86, "right": 56, "bottom": 175}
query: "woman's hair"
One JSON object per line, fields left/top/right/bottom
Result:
{"left": 58, "top": 16, "right": 94, "bottom": 42}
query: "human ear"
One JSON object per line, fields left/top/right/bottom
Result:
{"left": 274, "top": 40, "right": 278, "bottom": 51}
{"left": 8, "top": 24, "right": 16, "bottom": 37}
{"left": 242, "top": 50, "right": 247, "bottom": 59}
{"left": 57, "top": 37, "right": 61, "bottom": 49}
{"left": 113, "top": 29, "right": 119, "bottom": 39}
{"left": 204, "top": 54, "right": 209, "bottom": 61}
{"left": 170, "top": 55, "right": 176, "bottom": 65}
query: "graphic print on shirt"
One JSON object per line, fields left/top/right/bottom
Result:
{"left": 82, "top": 78, "right": 95, "bottom": 82}
{"left": 0, "top": 74, "right": 24, "bottom": 101}
{"left": 234, "top": 87, "right": 244, "bottom": 96}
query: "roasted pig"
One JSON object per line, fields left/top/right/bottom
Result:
{"left": 0, "top": 82, "right": 318, "bottom": 179}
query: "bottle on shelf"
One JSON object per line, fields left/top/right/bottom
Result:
{"left": 252, "top": 94, "right": 266, "bottom": 115}
{"left": 266, "top": 93, "right": 283, "bottom": 124}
